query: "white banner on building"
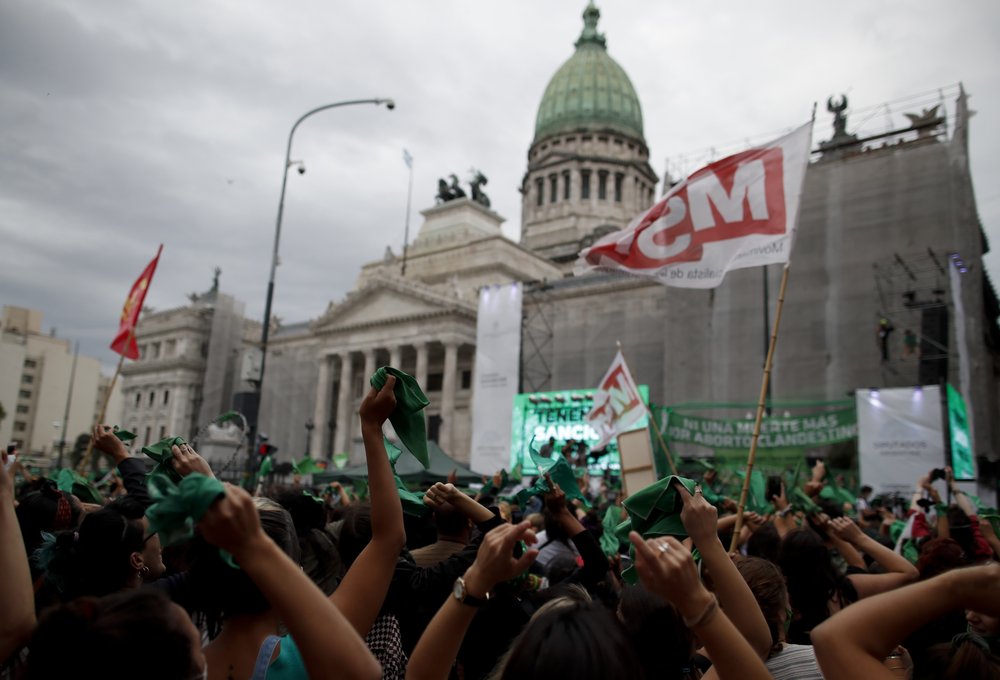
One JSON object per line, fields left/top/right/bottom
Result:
{"left": 470, "top": 283, "right": 522, "bottom": 474}
{"left": 857, "top": 386, "right": 944, "bottom": 495}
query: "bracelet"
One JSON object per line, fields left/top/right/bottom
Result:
{"left": 682, "top": 594, "right": 719, "bottom": 629}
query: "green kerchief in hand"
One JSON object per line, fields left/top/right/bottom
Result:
{"left": 614, "top": 475, "right": 697, "bottom": 584}
{"left": 600, "top": 504, "right": 624, "bottom": 557}
{"left": 371, "top": 366, "right": 430, "bottom": 468}
{"left": 146, "top": 472, "right": 237, "bottom": 568}
{"left": 142, "top": 436, "right": 186, "bottom": 482}
{"left": 55, "top": 468, "right": 104, "bottom": 505}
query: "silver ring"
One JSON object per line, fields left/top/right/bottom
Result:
{"left": 657, "top": 543, "right": 670, "bottom": 553}
{"left": 694, "top": 484, "right": 703, "bottom": 494}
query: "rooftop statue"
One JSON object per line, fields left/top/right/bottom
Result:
{"left": 470, "top": 169, "right": 490, "bottom": 208}
{"left": 435, "top": 173, "right": 467, "bottom": 204}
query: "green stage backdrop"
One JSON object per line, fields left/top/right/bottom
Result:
{"left": 510, "top": 386, "right": 649, "bottom": 474}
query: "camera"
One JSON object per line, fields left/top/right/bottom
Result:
{"left": 297, "top": 165, "right": 306, "bottom": 175}
{"left": 930, "top": 468, "right": 946, "bottom": 481}
{"left": 385, "top": 100, "right": 395, "bottom": 110}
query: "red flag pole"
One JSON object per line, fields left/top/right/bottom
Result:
{"left": 78, "top": 244, "right": 162, "bottom": 473}
{"left": 77, "top": 325, "right": 133, "bottom": 473}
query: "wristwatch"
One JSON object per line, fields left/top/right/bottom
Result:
{"left": 453, "top": 576, "right": 490, "bottom": 607}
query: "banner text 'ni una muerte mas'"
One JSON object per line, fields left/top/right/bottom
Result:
{"left": 665, "top": 409, "right": 857, "bottom": 450}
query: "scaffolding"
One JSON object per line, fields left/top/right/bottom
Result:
{"left": 521, "top": 281, "right": 555, "bottom": 393}
{"left": 872, "top": 248, "right": 953, "bottom": 386}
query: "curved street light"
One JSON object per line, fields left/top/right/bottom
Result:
{"left": 257, "top": 98, "right": 395, "bottom": 404}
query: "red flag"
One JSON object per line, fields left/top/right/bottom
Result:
{"left": 585, "top": 350, "right": 645, "bottom": 449}
{"left": 110, "top": 245, "right": 162, "bottom": 359}
{"left": 576, "top": 122, "right": 812, "bottom": 288}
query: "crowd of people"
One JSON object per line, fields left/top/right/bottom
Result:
{"left": 2, "top": 371, "right": 1000, "bottom": 679}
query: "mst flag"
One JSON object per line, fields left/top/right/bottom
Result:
{"left": 576, "top": 121, "right": 813, "bottom": 288}
{"left": 110, "top": 245, "right": 162, "bottom": 359}
{"left": 586, "top": 351, "right": 645, "bottom": 449}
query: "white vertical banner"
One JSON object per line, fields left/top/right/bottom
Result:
{"left": 856, "top": 386, "right": 945, "bottom": 495}
{"left": 470, "top": 283, "right": 522, "bottom": 474}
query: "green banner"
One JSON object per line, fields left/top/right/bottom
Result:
{"left": 663, "top": 408, "right": 857, "bottom": 450}
{"left": 510, "top": 386, "right": 649, "bottom": 473}
{"left": 947, "top": 383, "right": 975, "bottom": 480}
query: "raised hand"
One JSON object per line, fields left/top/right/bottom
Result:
{"left": 541, "top": 473, "right": 568, "bottom": 514}
{"left": 170, "top": 442, "right": 215, "bottom": 478}
{"left": 829, "top": 516, "right": 864, "bottom": 544}
{"left": 198, "top": 483, "right": 267, "bottom": 561}
{"left": 463, "top": 521, "right": 538, "bottom": 597}
{"left": 91, "top": 423, "right": 129, "bottom": 462}
{"left": 424, "top": 482, "right": 461, "bottom": 510}
{"left": 675, "top": 480, "right": 718, "bottom": 546}
{"left": 629, "top": 533, "right": 714, "bottom": 621}
{"left": 359, "top": 374, "right": 396, "bottom": 427}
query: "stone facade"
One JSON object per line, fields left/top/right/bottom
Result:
{"left": 121, "top": 290, "right": 246, "bottom": 448}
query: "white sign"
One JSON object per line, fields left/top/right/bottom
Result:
{"left": 470, "top": 283, "right": 522, "bottom": 474}
{"left": 857, "top": 386, "right": 944, "bottom": 495}
{"left": 586, "top": 351, "right": 645, "bottom": 449}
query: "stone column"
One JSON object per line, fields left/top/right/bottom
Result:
{"left": 440, "top": 342, "right": 459, "bottom": 452}
{"left": 388, "top": 345, "right": 402, "bottom": 370}
{"left": 415, "top": 343, "right": 429, "bottom": 390}
{"left": 362, "top": 349, "right": 376, "bottom": 387}
{"left": 334, "top": 352, "right": 353, "bottom": 454}
{"left": 311, "top": 355, "right": 331, "bottom": 459}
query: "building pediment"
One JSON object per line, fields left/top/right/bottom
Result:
{"left": 312, "top": 275, "right": 476, "bottom": 333}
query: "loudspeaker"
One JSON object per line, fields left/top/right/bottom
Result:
{"left": 232, "top": 391, "right": 260, "bottom": 427}
{"left": 918, "top": 306, "right": 949, "bottom": 385}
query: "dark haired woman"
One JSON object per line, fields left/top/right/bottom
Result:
{"left": 38, "top": 494, "right": 165, "bottom": 599}
{"left": 193, "top": 376, "right": 405, "bottom": 678}
{"left": 778, "top": 516, "right": 918, "bottom": 644}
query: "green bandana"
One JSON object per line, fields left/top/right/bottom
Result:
{"left": 385, "top": 438, "right": 404, "bottom": 466}
{"left": 371, "top": 367, "right": 430, "bottom": 468}
{"left": 614, "top": 475, "right": 698, "bottom": 583}
{"left": 145, "top": 472, "right": 237, "bottom": 568}
{"left": 791, "top": 487, "right": 821, "bottom": 514}
{"left": 292, "top": 457, "right": 317, "bottom": 476}
{"left": 258, "top": 454, "right": 273, "bottom": 479}
{"left": 514, "top": 452, "right": 590, "bottom": 509}
{"left": 600, "top": 504, "right": 624, "bottom": 557}
{"left": 142, "top": 436, "right": 186, "bottom": 483}
{"left": 395, "top": 474, "right": 427, "bottom": 517}
{"left": 113, "top": 427, "right": 136, "bottom": 443}
{"left": 735, "top": 469, "right": 772, "bottom": 514}
{"left": 55, "top": 468, "right": 104, "bottom": 505}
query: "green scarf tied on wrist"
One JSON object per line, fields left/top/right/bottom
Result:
{"left": 371, "top": 367, "right": 430, "bottom": 469}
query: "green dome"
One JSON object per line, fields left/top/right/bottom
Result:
{"left": 533, "top": 3, "right": 644, "bottom": 144}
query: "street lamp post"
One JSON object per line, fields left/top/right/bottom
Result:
{"left": 255, "top": 97, "right": 395, "bottom": 417}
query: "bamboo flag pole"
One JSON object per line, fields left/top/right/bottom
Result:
{"left": 77, "top": 326, "right": 134, "bottom": 473}
{"left": 727, "top": 107, "right": 815, "bottom": 554}
{"left": 728, "top": 263, "right": 791, "bottom": 552}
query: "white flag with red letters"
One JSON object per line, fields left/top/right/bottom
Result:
{"left": 576, "top": 121, "right": 813, "bottom": 288}
{"left": 586, "top": 351, "right": 646, "bottom": 449}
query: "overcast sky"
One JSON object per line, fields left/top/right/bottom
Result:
{"left": 2, "top": 0, "right": 998, "bottom": 372}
